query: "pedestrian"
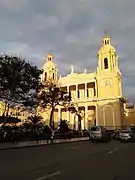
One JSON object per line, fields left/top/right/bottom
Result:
{"left": 50, "top": 127, "right": 55, "bottom": 144}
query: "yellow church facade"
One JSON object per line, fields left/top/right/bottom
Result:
{"left": 0, "top": 101, "right": 30, "bottom": 123}
{"left": 40, "top": 35, "right": 134, "bottom": 130}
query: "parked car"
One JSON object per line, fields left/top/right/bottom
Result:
{"left": 120, "top": 127, "right": 135, "bottom": 142}
{"left": 89, "top": 126, "right": 111, "bottom": 142}
{"left": 112, "top": 130, "right": 121, "bottom": 140}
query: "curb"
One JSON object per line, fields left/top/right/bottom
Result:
{"left": 0, "top": 137, "right": 89, "bottom": 151}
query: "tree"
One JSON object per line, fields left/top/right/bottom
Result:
{"left": 28, "top": 114, "right": 43, "bottom": 132}
{"left": 0, "top": 54, "right": 42, "bottom": 116}
{"left": 59, "top": 120, "right": 69, "bottom": 133}
{"left": 68, "top": 104, "right": 82, "bottom": 130}
{"left": 38, "top": 80, "right": 72, "bottom": 128}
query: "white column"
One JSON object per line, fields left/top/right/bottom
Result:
{"left": 72, "top": 113, "right": 74, "bottom": 129}
{"left": 85, "top": 83, "right": 87, "bottom": 99}
{"left": 85, "top": 106, "right": 88, "bottom": 129}
{"left": 58, "top": 107, "right": 61, "bottom": 125}
{"left": 76, "top": 108, "right": 78, "bottom": 130}
{"left": 66, "top": 110, "right": 69, "bottom": 122}
{"left": 67, "top": 86, "right": 69, "bottom": 93}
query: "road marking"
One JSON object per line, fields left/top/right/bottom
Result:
{"left": 35, "top": 171, "right": 61, "bottom": 180}
{"left": 107, "top": 148, "right": 119, "bottom": 155}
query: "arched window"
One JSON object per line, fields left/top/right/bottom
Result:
{"left": 47, "top": 57, "right": 52, "bottom": 61}
{"left": 104, "top": 58, "right": 108, "bottom": 69}
{"left": 52, "top": 73, "right": 55, "bottom": 80}
{"left": 78, "top": 90, "right": 80, "bottom": 98}
{"left": 45, "top": 72, "right": 47, "bottom": 81}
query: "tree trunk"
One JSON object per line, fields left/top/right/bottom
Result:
{"left": 2, "top": 103, "right": 7, "bottom": 117}
{"left": 5, "top": 104, "right": 10, "bottom": 117}
{"left": 49, "top": 107, "right": 54, "bottom": 128}
{"left": 2, "top": 104, "right": 10, "bottom": 124}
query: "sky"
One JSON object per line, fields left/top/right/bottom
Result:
{"left": 0, "top": 0, "right": 135, "bottom": 102}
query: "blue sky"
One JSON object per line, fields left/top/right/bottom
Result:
{"left": 0, "top": 0, "right": 135, "bottom": 102}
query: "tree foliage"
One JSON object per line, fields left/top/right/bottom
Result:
{"left": 59, "top": 120, "right": 69, "bottom": 133}
{"left": 28, "top": 114, "right": 43, "bottom": 132}
{"left": 38, "top": 80, "right": 72, "bottom": 128}
{"left": 0, "top": 54, "right": 42, "bottom": 115}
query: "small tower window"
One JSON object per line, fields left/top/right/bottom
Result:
{"left": 87, "top": 89, "right": 89, "bottom": 97}
{"left": 104, "top": 58, "right": 108, "bottom": 69}
{"left": 52, "top": 73, "right": 55, "bottom": 80}
{"left": 47, "top": 57, "right": 52, "bottom": 61}
{"left": 78, "top": 90, "right": 80, "bottom": 98}
{"left": 45, "top": 72, "right": 47, "bottom": 81}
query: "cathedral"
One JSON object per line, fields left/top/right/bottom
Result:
{"left": 40, "top": 35, "right": 135, "bottom": 130}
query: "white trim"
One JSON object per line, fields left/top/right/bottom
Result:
{"left": 71, "top": 96, "right": 123, "bottom": 104}
{"left": 61, "top": 80, "right": 96, "bottom": 87}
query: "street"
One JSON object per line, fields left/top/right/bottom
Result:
{"left": 0, "top": 140, "right": 135, "bottom": 180}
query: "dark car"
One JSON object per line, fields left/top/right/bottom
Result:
{"left": 120, "top": 127, "right": 135, "bottom": 142}
{"left": 89, "top": 126, "right": 111, "bottom": 142}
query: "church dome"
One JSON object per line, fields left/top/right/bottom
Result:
{"left": 98, "top": 35, "right": 116, "bottom": 55}
{"left": 42, "top": 53, "right": 57, "bottom": 71}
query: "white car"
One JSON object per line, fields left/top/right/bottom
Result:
{"left": 89, "top": 126, "right": 111, "bottom": 142}
{"left": 120, "top": 127, "right": 135, "bottom": 142}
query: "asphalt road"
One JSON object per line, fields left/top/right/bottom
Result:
{"left": 0, "top": 140, "right": 135, "bottom": 180}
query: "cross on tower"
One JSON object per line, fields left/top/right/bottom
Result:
{"left": 104, "top": 28, "right": 108, "bottom": 36}
{"left": 70, "top": 65, "right": 74, "bottom": 74}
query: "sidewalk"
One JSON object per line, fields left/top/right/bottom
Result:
{"left": 0, "top": 137, "right": 89, "bottom": 150}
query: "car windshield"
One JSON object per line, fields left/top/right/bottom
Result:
{"left": 131, "top": 127, "right": 135, "bottom": 131}
{"left": 121, "top": 129, "right": 131, "bottom": 133}
{"left": 91, "top": 126, "right": 101, "bottom": 131}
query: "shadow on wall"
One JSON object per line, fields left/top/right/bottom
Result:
{"left": 97, "top": 99, "right": 125, "bottom": 130}
{"left": 87, "top": 106, "right": 96, "bottom": 128}
{"left": 124, "top": 111, "right": 135, "bottom": 126}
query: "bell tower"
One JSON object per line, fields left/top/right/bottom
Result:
{"left": 96, "top": 34, "right": 122, "bottom": 98}
{"left": 97, "top": 35, "right": 119, "bottom": 73}
{"left": 41, "top": 53, "right": 58, "bottom": 82}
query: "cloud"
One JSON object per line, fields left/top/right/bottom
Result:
{"left": 30, "top": 15, "right": 59, "bottom": 31}
{"left": 0, "top": 0, "right": 28, "bottom": 11}
{"left": 0, "top": 0, "right": 135, "bottom": 100}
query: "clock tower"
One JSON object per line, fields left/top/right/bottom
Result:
{"left": 96, "top": 34, "right": 122, "bottom": 98}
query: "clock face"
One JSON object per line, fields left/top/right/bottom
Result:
{"left": 102, "top": 79, "right": 112, "bottom": 87}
